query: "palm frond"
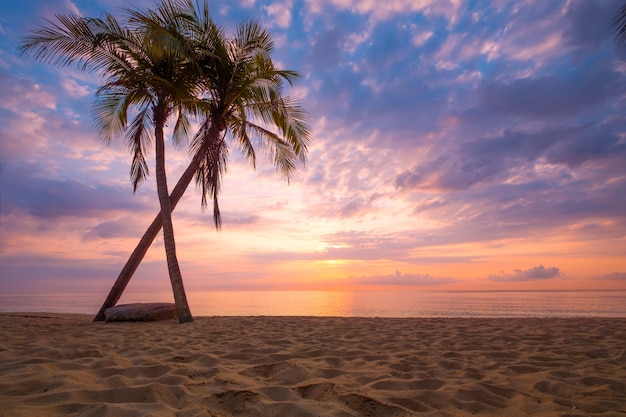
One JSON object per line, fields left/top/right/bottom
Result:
{"left": 271, "top": 96, "right": 311, "bottom": 162}
{"left": 91, "top": 87, "right": 130, "bottom": 144}
{"left": 19, "top": 13, "right": 117, "bottom": 74}
{"left": 240, "top": 121, "right": 297, "bottom": 180}
{"left": 228, "top": 107, "right": 257, "bottom": 169}
{"left": 126, "top": 107, "right": 153, "bottom": 191}
{"left": 615, "top": 5, "right": 626, "bottom": 46}
{"left": 235, "top": 20, "right": 274, "bottom": 55}
{"left": 191, "top": 118, "right": 229, "bottom": 228}
{"left": 172, "top": 109, "right": 191, "bottom": 146}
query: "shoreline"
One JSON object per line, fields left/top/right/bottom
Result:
{"left": 1, "top": 314, "right": 625, "bottom": 416}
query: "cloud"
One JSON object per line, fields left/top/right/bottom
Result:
{"left": 0, "top": 70, "right": 57, "bottom": 111}
{"left": 489, "top": 265, "right": 561, "bottom": 282}
{"left": 563, "top": 0, "right": 621, "bottom": 58}
{"left": 412, "top": 29, "right": 433, "bottom": 47}
{"left": 474, "top": 63, "right": 624, "bottom": 122}
{"left": 0, "top": 253, "right": 175, "bottom": 292}
{"left": 0, "top": 254, "right": 121, "bottom": 290}
{"left": 60, "top": 77, "right": 90, "bottom": 98}
{"left": 265, "top": 0, "right": 292, "bottom": 29}
{"left": 308, "top": 26, "right": 345, "bottom": 69}
{"left": 394, "top": 121, "right": 626, "bottom": 192}
{"left": 0, "top": 68, "right": 106, "bottom": 165}
{"left": 348, "top": 270, "right": 456, "bottom": 287}
{"left": 2, "top": 165, "right": 147, "bottom": 219}
{"left": 200, "top": 213, "right": 261, "bottom": 228}
{"left": 304, "top": 0, "right": 461, "bottom": 23}
{"left": 594, "top": 272, "right": 626, "bottom": 281}
{"left": 482, "top": 2, "right": 568, "bottom": 67}
{"left": 82, "top": 216, "right": 148, "bottom": 241}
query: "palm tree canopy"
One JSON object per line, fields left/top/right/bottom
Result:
{"left": 189, "top": 18, "right": 311, "bottom": 228}
{"left": 20, "top": 0, "right": 311, "bottom": 228}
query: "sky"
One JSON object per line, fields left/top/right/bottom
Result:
{"left": 0, "top": 0, "right": 625, "bottom": 296}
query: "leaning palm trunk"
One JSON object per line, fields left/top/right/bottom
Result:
{"left": 93, "top": 121, "right": 222, "bottom": 322}
{"left": 93, "top": 152, "right": 202, "bottom": 321}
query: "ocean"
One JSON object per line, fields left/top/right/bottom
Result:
{"left": 1, "top": 290, "right": 625, "bottom": 318}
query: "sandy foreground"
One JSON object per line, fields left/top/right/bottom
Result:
{"left": 0, "top": 314, "right": 625, "bottom": 417}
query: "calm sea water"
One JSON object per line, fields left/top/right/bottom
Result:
{"left": 1, "top": 290, "right": 625, "bottom": 318}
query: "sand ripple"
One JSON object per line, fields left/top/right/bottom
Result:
{"left": 1, "top": 314, "right": 625, "bottom": 416}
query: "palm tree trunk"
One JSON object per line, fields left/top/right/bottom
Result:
{"left": 154, "top": 105, "right": 193, "bottom": 323}
{"left": 92, "top": 151, "right": 201, "bottom": 321}
{"left": 93, "top": 118, "right": 222, "bottom": 322}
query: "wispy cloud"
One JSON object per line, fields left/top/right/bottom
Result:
{"left": 348, "top": 270, "right": 456, "bottom": 287}
{"left": 594, "top": 272, "right": 626, "bottom": 281}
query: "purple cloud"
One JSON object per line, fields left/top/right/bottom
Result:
{"left": 489, "top": 265, "right": 562, "bottom": 282}
{"left": 2, "top": 164, "right": 147, "bottom": 219}
{"left": 82, "top": 217, "right": 149, "bottom": 241}
{"left": 475, "top": 63, "right": 623, "bottom": 122}
{"left": 395, "top": 121, "right": 626, "bottom": 192}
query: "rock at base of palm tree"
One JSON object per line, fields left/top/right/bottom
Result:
{"left": 104, "top": 303, "right": 177, "bottom": 322}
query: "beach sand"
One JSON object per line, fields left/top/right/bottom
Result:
{"left": 0, "top": 314, "right": 624, "bottom": 417}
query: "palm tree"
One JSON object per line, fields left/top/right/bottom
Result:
{"left": 91, "top": 13, "right": 311, "bottom": 321}
{"left": 20, "top": 1, "right": 310, "bottom": 322}
{"left": 19, "top": 0, "right": 209, "bottom": 322}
